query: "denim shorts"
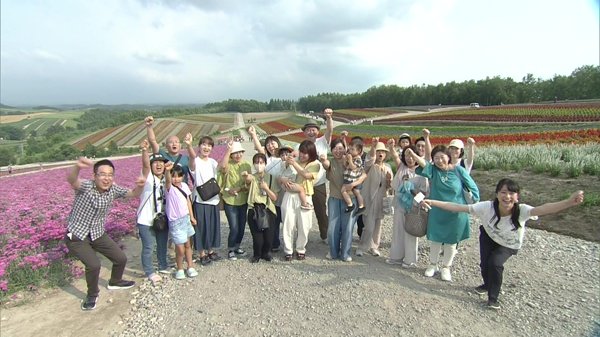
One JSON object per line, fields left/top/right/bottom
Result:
{"left": 169, "top": 214, "right": 195, "bottom": 245}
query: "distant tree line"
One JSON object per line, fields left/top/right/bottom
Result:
{"left": 297, "top": 65, "right": 600, "bottom": 112}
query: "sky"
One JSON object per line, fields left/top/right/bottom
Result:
{"left": 1, "top": 0, "right": 598, "bottom": 106}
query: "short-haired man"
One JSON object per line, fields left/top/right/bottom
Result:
{"left": 65, "top": 157, "right": 145, "bottom": 311}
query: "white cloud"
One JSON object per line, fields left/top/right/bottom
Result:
{"left": 0, "top": 0, "right": 597, "bottom": 105}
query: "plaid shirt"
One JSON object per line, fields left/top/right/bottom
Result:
{"left": 67, "top": 180, "right": 128, "bottom": 241}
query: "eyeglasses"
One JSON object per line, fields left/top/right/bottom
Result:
{"left": 96, "top": 173, "right": 114, "bottom": 178}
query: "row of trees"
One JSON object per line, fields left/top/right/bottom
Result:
{"left": 297, "top": 65, "right": 600, "bottom": 112}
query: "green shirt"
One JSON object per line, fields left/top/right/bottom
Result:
{"left": 219, "top": 160, "right": 252, "bottom": 206}
{"left": 247, "top": 173, "right": 276, "bottom": 214}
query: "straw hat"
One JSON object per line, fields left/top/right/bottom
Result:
{"left": 230, "top": 142, "right": 245, "bottom": 154}
{"left": 373, "top": 142, "right": 389, "bottom": 152}
{"left": 448, "top": 139, "right": 464, "bottom": 149}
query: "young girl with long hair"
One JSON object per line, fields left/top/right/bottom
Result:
{"left": 424, "top": 178, "right": 584, "bottom": 309}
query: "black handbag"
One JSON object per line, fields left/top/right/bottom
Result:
{"left": 152, "top": 212, "right": 168, "bottom": 232}
{"left": 253, "top": 203, "right": 272, "bottom": 230}
{"left": 196, "top": 177, "right": 220, "bottom": 201}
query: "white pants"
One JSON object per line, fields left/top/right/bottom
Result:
{"left": 281, "top": 193, "right": 314, "bottom": 255}
{"left": 389, "top": 208, "right": 419, "bottom": 264}
{"left": 359, "top": 217, "right": 382, "bottom": 252}
{"left": 429, "top": 241, "right": 457, "bottom": 267}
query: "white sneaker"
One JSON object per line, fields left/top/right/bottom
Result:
{"left": 440, "top": 267, "right": 452, "bottom": 281}
{"left": 370, "top": 249, "right": 381, "bottom": 257}
{"left": 343, "top": 256, "right": 353, "bottom": 262}
{"left": 325, "top": 252, "right": 333, "bottom": 260}
{"left": 174, "top": 269, "right": 186, "bottom": 280}
{"left": 401, "top": 262, "right": 417, "bottom": 269}
{"left": 186, "top": 268, "right": 199, "bottom": 278}
{"left": 424, "top": 264, "right": 438, "bottom": 277}
{"left": 355, "top": 249, "right": 364, "bottom": 257}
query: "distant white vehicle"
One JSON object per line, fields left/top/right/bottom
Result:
{"left": 470, "top": 103, "right": 480, "bottom": 108}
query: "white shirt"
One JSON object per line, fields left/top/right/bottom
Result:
{"left": 469, "top": 201, "right": 535, "bottom": 250}
{"left": 137, "top": 172, "right": 165, "bottom": 226}
{"left": 190, "top": 157, "right": 220, "bottom": 205}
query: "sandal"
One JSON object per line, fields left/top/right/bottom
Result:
{"left": 284, "top": 254, "right": 293, "bottom": 261}
{"left": 296, "top": 253, "right": 306, "bottom": 260}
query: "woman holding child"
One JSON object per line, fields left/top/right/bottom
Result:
{"left": 280, "top": 140, "right": 320, "bottom": 261}
{"left": 321, "top": 138, "right": 365, "bottom": 262}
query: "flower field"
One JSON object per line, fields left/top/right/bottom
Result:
{"left": 72, "top": 118, "right": 227, "bottom": 150}
{"left": 376, "top": 103, "right": 600, "bottom": 123}
{"left": 257, "top": 115, "right": 313, "bottom": 134}
{"left": 0, "top": 145, "right": 230, "bottom": 299}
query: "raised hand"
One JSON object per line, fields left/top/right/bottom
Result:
{"left": 144, "top": 116, "right": 154, "bottom": 127}
{"left": 135, "top": 175, "right": 146, "bottom": 187}
{"left": 324, "top": 108, "right": 333, "bottom": 119}
{"left": 164, "top": 162, "right": 174, "bottom": 171}
{"left": 184, "top": 133, "right": 193, "bottom": 146}
{"left": 248, "top": 126, "right": 256, "bottom": 136}
{"left": 340, "top": 130, "right": 348, "bottom": 137}
{"left": 467, "top": 137, "right": 476, "bottom": 146}
{"left": 76, "top": 157, "right": 93, "bottom": 169}
{"left": 422, "top": 128, "right": 430, "bottom": 138}
{"left": 140, "top": 139, "right": 149, "bottom": 151}
{"left": 319, "top": 153, "right": 328, "bottom": 162}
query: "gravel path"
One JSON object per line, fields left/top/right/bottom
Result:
{"left": 114, "top": 213, "right": 600, "bottom": 337}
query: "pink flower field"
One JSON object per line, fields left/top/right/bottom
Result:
{"left": 0, "top": 156, "right": 144, "bottom": 296}
{"left": 0, "top": 147, "right": 230, "bottom": 297}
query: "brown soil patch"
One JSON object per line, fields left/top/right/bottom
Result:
{"left": 471, "top": 170, "right": 600, "bottom": 242}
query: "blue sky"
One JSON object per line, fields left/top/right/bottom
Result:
{"left": 1, "top": 0, "right": 598, "bottom": 105}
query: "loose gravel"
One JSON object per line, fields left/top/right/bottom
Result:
{"left": 113, "top": 213, "right": 599, "bottom": 337}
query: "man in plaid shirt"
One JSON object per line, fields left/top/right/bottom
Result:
{"left": 65, "top": 157, "right": 145, "bottom": 311}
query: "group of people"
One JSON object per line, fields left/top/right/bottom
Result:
{"left": 64, "top": 109, "right": 585, "bottom": 311}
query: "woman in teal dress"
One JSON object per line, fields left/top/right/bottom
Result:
{"left": 405, "top": 145, "right": 479, "bottom": 282}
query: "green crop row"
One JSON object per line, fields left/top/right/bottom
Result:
{"left": 475, "top": 143, "right": 600, "bottom": 177}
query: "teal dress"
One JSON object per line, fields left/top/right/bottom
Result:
{"left": 417, "top": 162, "right": 480, "bottom": 244}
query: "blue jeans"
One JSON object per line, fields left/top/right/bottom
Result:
{"left": 327, "top": 197, "right": 357, "bottom": 260}
{"left": 223, "top": 203, "right": 248, "bottom": 250}
{"left": 137, "top": 224, "right": 169, "bottom": 276}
